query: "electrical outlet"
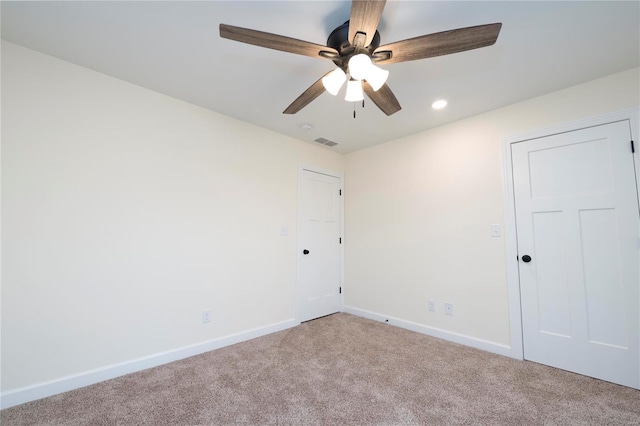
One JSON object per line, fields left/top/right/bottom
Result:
{"left": 427, "top": 300, "right": 436, "bottom": 312}
{"left": 202, "top": 309, "right": 212, "bottom": 323}
{"left": 444, "top": 303, "right": 453, "bottom": 316}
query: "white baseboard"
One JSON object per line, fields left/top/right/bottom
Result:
{"left": 1, "top": 318, "right": 299, "bottom": 410}
{"left": 343, "top": 306, "right": 512, "bottom": 358}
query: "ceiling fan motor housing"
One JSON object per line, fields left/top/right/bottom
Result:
{"left": 327, "top": 21, "right": 381, "bottom": 69}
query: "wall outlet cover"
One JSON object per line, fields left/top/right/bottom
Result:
{"left": 444, "top": 303, "right": 453, "bottom": 316}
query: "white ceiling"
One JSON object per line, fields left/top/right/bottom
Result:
{"left": 2, "top": 1, "right": 639, "bottom": 154}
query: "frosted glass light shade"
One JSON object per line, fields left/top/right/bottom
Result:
{"left": 366, "top": 64, "right": 389, "bottom": 91}
{"left": 345, "top": 80, "right": 364, "bottom": 102}
{"left": 322, "top": 68, "right": 347, "bottom": 96}
{"left": 348, "top": 54, "right": 372, "bottom": 81}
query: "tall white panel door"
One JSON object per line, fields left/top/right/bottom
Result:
{"left": 298, "top": 169, "right": 341, "bottom": 322}
{"left": 512, "top": 120, "right": 639, "bottom": 388}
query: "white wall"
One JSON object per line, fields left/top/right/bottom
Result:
{"left": 1, "top": 41, "right": 343, "bottom": 397}
{"left": 344, "top": 67, "right": 640, "bottom": 350}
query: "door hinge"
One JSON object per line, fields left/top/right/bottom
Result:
{"left": 339, "top": 189, "right": 342, "bottom": 196}
{"left": 339, "top": 237, "right": 342, "bottom": 244}
{"left": 632, "top": 140, "right": 635, "bottom": 153}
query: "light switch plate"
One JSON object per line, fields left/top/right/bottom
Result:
{"left": 490, "top": 224, "right": 501, "bottom": 237}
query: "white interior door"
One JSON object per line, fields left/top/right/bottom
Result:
{"left": 512, "top": 120, "right": 639, "bottom": 388}
{"left": 298, "top": 169, "right": 341, "bottom": 322}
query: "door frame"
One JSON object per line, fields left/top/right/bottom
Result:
{"left": 501, "top": 106, "right": 640, "bottom": 361}
{"left": 296, "top": 164, "right": 344, "bottom": 323}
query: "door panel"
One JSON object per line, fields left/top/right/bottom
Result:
{"left": 513, "top": 120, "right": 639, "bottom": 388}
{"left": 532, "top": 211, "right": 571, "bottom": 337}
{"left": 580, "top": 208, "right": 628, "bottom": 348}
{"left": 528, "top": 137, "right": 614, "bottom": 198}
{"left": 299, "top": 170, "right": 341, "bottom": 322}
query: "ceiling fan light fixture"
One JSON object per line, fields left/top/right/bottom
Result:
{"left": 322, "top": 68, "right": 347, "bottom": 96}
{"left": 348, "top": 53, "right": 372, "bottom": 81}
{"left": 365, "top": 64, "right": 389, "bottom": 91}
{"left": 345, "top": 79, "right": 364, "bottom": 102}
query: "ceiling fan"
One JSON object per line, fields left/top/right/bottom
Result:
{"left": 220, "top": 0, "right": 501, "bottom": 116}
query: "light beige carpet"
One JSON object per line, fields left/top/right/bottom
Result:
{"left": 2, "top": 313, "right": 640, "bottom": 425}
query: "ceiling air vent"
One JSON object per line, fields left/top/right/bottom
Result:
{"left": 314, "top": 137, "right": 338, "bottom": 147}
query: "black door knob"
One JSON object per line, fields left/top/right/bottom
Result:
{"left": 303, "top": 249, "right": 310, "bottom": 255}
{"left": 522, "top": 255, "right": 532, "bottom": 263}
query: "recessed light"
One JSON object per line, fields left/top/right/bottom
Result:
{"left": 432, "top": 99, "right": 448, "bottom": 110}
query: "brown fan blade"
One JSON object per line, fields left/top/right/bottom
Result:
{"left": 348, "top": 0, "right": 386, "bottom": 48}
{"left": 373, "top": 23, "right": 502, "bottom": 65}
{"left": 220, "top": 24, "right": 339, "bottom": 59}
{"left": 283, "top": 73, "right": 330, "bottom": 114}
{"left": 363, "top": 81, "right": 401, "bottom": 116}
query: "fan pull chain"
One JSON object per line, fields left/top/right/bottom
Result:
{"left": 353, "top": 99, "right": 366, "bottom": 119}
